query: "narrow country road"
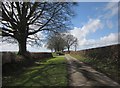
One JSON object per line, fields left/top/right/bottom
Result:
{"left": 65, "top": 54, "right": 120, "bottom": 87}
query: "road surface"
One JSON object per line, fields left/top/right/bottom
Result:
{"left": 65, "top": 54, "right": 120, "bottom": 88}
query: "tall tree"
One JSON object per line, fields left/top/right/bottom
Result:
{"left": 64, "top": 34, "right": 78, "bottom": 53}
{"left": 46, "top": 33, "right": 66, "bottom": 52}
{"left": 1, "top": 2, "right": 75, "bottom": 57}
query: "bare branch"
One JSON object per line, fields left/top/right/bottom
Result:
{"left": 1, "top": 29, "right": 15, "bottom": 38}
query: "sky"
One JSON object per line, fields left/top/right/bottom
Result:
{"left": 70, "top": 2, "right": 119, "bottom": 50}
{"left": 0, "top": 1, "right": 119, "bottom": 52}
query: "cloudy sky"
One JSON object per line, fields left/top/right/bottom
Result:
{"left": 0, "top": 1, "right": 119, "bottom": 52}
{"left": 70, "top": 2, "right": 119, "bottom": 50}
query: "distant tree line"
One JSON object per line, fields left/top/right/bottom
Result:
{"left": 46, "top": 33, "right": 78, "bottom": 53}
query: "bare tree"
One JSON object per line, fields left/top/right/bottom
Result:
{"left": 46, "top": 33, "right": 66, "bottom": 52}
{"left": 46, "top": 33, "right": 78, "bottom": 53}
{"left": 1, "top": 1, "right": 75, "bottom": 57}
{"left": 73, "top": 38, "right": 78, "bottom": 51}
{"left": 64, "top": 34, "right": 78, "bottom": 53}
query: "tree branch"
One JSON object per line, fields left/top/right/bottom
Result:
{"left": 1, "top": 29, "right": 15, "bottom": 38}
{"left": 28, "top": 3, "right": 46, "bottom": 25}
{"left": 28, "top": 4, "right": 63, "bottom": 35}
{"left": 2, "top": 3, "right": 18, "bottom": 24}
{"left": 2, "top": 27, "right": 14, "bottom": 33}
{"left": 2, "top": 7, "right": 17, "bottom": 30}
{"left": 15, "top": 2, "right": 21, "bottom": 19}
{"left": 27, "top": 2, "right": 39, "bottom": 20}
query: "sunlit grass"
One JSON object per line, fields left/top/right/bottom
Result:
{"left": 52, "top": 52, "right": 57, "bottom": 57}
{"left": 3, "top": 56, "right": 68, "bottom": 86}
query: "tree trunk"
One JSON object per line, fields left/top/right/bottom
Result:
{"left": 68, "top": 47, "right": 70, "bottom": 53}
{"left": 17, "top": 37, "right": 33, "bottom": 66}
{"left": 18, "top": 38, "right": 27, "bottom": 56}
{"left": 75, "top": 45, "right": 77, "bottom": 51}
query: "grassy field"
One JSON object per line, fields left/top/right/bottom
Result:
{"left": 3, "top": 56, "right": 68, "bottom": 86}
{"left": 70, "top": 54, "right": 119, "bottom": 83}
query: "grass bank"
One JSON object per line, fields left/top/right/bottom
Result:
{"left": 3, "top": 56, "right": 68, "bottom": 86}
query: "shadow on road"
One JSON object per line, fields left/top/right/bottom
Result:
{"left": 65, "top": 54, "right": 120, "bottom": 88}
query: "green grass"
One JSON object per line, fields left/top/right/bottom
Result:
{"left": 70, "top": 54, "right": 119, "bottom": 83}
{"left": 3, "top": 56, "right": 68, "bottom": 86}
{"left": 52, "top": 52, "right": 57, "bottom": 57}
{"left": 52, "top": 52, "right": 64, "bottom": 57}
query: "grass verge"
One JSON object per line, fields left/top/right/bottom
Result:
{"left": 3, "top": 56, "right": 68, "bottom": 86}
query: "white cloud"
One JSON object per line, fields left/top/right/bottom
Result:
{"left": 0, "top": 42, "right": 18, "bottom": 52}
{"left": 27, "top": 45, "right": 51, "bottom": 52}
{"left": 70, "top": 19, "right": 103, "bottom": 40}
{"left": 93, "top": 32, "right": 119, "bottom": 47}
{"left": 0, "top": 42, "right": 50, "bottom": 52}
{"left": 70, "top": 18, "right": 103, "bottom": 46}
{"left": 29, "top": 25, "right": 40, "bottom": 32}
{"left": 99, "top": 33, "right": 119, "bottom": 44}
{"left": 104, "top": 2, "right": 118, "bottom": 19}
{"left": 96, "top": 2, "right": 118, "bottom": 30}
{"left": 70, "top": 18, "right": 118, "bottom": 50}
{"left": 72, "top": 32, "right": 119, "bottom": 50}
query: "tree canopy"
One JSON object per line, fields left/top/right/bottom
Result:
{"left": 1, "top": 1, "right": 75, "bottom": 56}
